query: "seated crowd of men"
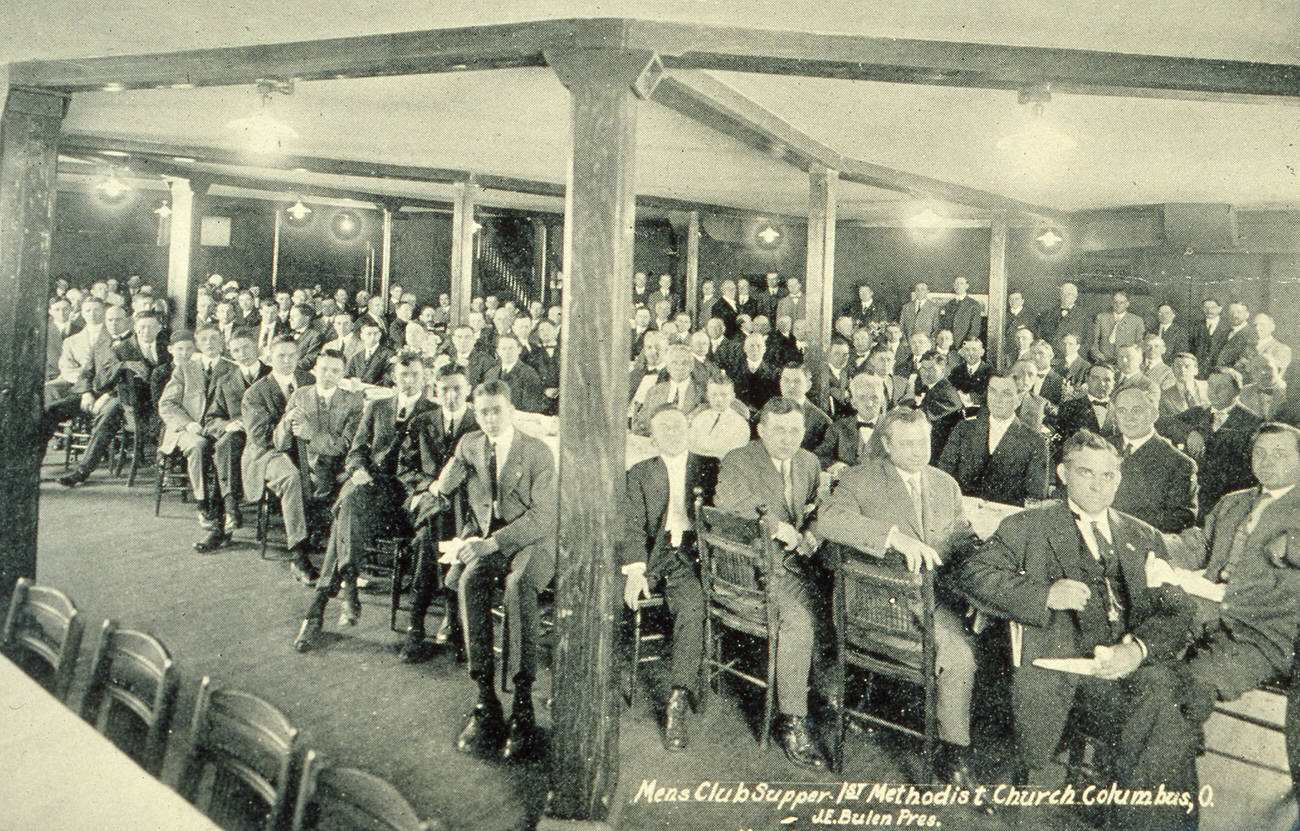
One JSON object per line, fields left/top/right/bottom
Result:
{"left": 41, "top": 268, "right": 1300, "bottom": 828}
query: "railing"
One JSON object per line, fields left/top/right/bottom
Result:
{"left": 478, "top": 231, "right": 538, "bottom": 309}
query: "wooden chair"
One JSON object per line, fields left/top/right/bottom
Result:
{"left": 154, "top": 448, "right": 191, "bottom": 515}
{"left": 179, "top": 676, "right": 300, "bottom": 831}
{"left": 62, "top": 412, "right": 95, "bottom": 470}
{"left": 1, "top": 577, "right": 84, "bottom": 702}
{"left": 291, "top": 749, "right": 440, "bottom": 831}
{"left": 490, "top": 588, "right": 556, "bottom": 693}
{"left": 831, "top": 547, "right": 938, "bottom": 778}
{"left": 80, "top": 619, "right": 179, "bottom": 776}
{"left": 257, "top": 485, "right": 298, "bottom": 562}
{"left": 360, "top": 536, "right": 413, "bottom": 633}
{"left": 110, "top": 406, "right": 148, "bottom": 487}
{"left": 625, "top": 592, "right": 668, "bottom": 706}
{"left": 696, "top": 502, "right": 780, "bottom": 748}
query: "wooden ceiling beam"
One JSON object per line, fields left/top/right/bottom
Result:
{"left": 628, "top": 20, "right": 1300, "bottom": 105}
{"left": 652, "top": 70, "right": 1068, "bottom": 220}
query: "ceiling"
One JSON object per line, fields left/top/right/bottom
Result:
{"left": 17, "top": 2, "right": 1300, "bottom": 218}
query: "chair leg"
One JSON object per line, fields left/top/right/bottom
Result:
{"left": 154, "top": 465, "right": 164, "bottom": 516}
{"left": 630, "top": 607, "right": 643, "bottom": 707}
{"left": 389, "top": 544, "right": 404, "bottom": 633}
{"left": 761, "top": 632, "right": 776, "bottom": 751}
{"left": 64, "top": 423, "right": 74, "bottom": 469}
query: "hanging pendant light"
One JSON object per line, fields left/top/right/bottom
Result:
{"left": 227, "top": 79, "right": 298, "bottom": 156}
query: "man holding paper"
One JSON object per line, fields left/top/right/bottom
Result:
{"left": 959, "top": 430, "right": 1195, "bottom": 831}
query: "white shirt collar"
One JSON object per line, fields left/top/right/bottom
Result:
{"left": 893, "top": 464, "right": 922, "bottom": 490}
{"left": 239, "top": 361, "right": 261, "bottom": 378}
{"left": 443, "top": 404, "right": 468, "bottom": 426}
{"left": 486, "top": 424, "right": 515, "bottom": 463}
{"left": 394, "top": 392, "right": 420, "bottom": 414}
{"left": 316, "top": 385, "right": 337, "bottom": 404}
{"left": 1068, "top": 499, "right": 1111, "bottom": 538}
{"left": 1263, "top": 483, "right": 1296, "bottom": 501}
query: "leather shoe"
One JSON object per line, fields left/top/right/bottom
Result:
{"left": 194, "top": 530, "right": 230, "bottom": 554}
{"left": 775, "top": 715, "right": 827, "bottom": 770}
{"left": 338, "top": 591, "right": 361, "bottom": 626}
{"left": 457, "top": 701, "right": 505, "bottom": 756}
{"left": 293, "top": 618, "right": 322, "bottom": 652}
{"left": 501, "top": 708, "right": 540, "bottom": 762}
{"left": 57, "top": 471, "right": 86, "bottom": 488}
{"left": 289, "top": 559, "right": 319, "bottom": 586}
{"left": 663, "top": 687, "right": 692, "bottom": 751}
{"left": 936, "top": 743, "right": 982, "bottom": 792}
{"left": 399, "top": 627, "right": 428, "bottom": 664}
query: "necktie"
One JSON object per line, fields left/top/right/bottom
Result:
{"left": 1088, "top": 520, "right": 1123, "bottom": 626}
{"left": 1212, "top": 410, "right": 1227, "bottom": 432}
{"left": 487, "top": 439, "right": 499, "bottom": 518}
{"left": 907, "top": 475, "right": 924, "bottom": 536}
{"left": 1122, "top": 441, "right": 1134, "bottom": 458}
{"left": 781, "top": 459, "right": 794, "bottom": 517}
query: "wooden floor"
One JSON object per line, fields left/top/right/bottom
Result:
{"left": 28, "top": 451, "right": 1298, "bottom": 831}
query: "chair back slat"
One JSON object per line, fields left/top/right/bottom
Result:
{"left": 2, "top": 578, "right": 83, "bottom": 701}
{"left": 698, "top": 506, "right": 775, "bottom": 627}
{"left": 292, "top": 750, "right": 433, "bottom": 831}
{"left": 181, "top": 677, "right": 299, "bottom": 831}
{"left": 82, "top": 620, "right": 178, "bottom": 776}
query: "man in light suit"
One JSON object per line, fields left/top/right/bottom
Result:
{"left": 158, "top": 325, "right": 237, "bottom": 552}
{"left": 622, "top": 406, "right": 715, "bottom": 750}
{"left": 430, "top": 380, "right": 556, "bottom": 762}
{"left": 687, "top": 376, "right": 751, "bottom": 460}
{"left": 775, "top": 277, "right": 808, "bottom": 323}
{"left": 1110, "top": 378, "right": 1198, "bottom": 533}
{"left": 1251, "top": 313, "right": 1292, "bottom": 376}
{"left": 938, "top": 375, "right": 1049, "bottom": 507}
{"left": 240, "top": 336, "right": 318, "bottom": 584}
{"left": 1090, "top": 290, "right": 1145, "bottom": 365}
{"left": 900, "top": 281, "right": 939, "bottom": 343}
{"left": 1009, "top": 360, "right": 1050, "bottom": 434}
{"left": 819, "top": 406, "right": 980, "bottom": 786}
{"left": 1159, "top": 353, "right": 1209, "bottom": 418}
{"left": 958, "top": 430, "right": 1195, "bottom": 831}
{"left": 633, "top": 345, "right": 704, "bottom": 436}
{"left": 714, "top": 397, "right": 829, "bottom": 769}
{"left": 1037, "top": 281, "right": 1091, "bottom": 357}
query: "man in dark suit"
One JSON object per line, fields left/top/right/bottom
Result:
{"left": 428, "top": 380, "right": 556, "bottom": 762}
{"left": 820, "top": 406, "right": 980, "bottom": 786}
{"left": 1003, "top": 291, "right": 1032, "bottom": 359}
{"left": 1056, "top": 332, "right": 1092, "bottom": 392}
{"left": 254, "top": 297, "right": 282, "bottom": 356}
{"left": 1158, "top": 367, "right": 1261, "bottom": 520}
{"left": 344, "top": 318, "right": 394, "bottom": 386}
{"left": 1030, "top": 340, "right": 1066, "bottom": 407}
{"left": 817, "top": 340, "right": 854, "bottom": 421}
{"left": 45, "top": 296, "right": 77, "bottom": 383}
{"left": 938, "top": 375, "right": 1049, "bottom": 507}
{"left": 292, "top": 350, "right": 433, "bottom": 650}
{"left": 210, "top": 328, "right": 270, "bottom": 528}
{"left": 1052, "top": 364, "right": 1117, "bottom": 451}
{"left": 866, "top": 344, "right": 908, "bottom": 410}
{"left": 947, "top": 337, "right": 993, "bottom": 407}
{"left": 734, "top": 278, "right": 760, "bottom": 319}
{"left": 712, "top": 279, "right": 741, "bottom": 339}
{"left": 398, "top": 365, "right": 479, "bottom": 662}
{"left": 1215, "top": 301, "right": 1257, "bottom": 370}
{"left": 779, "top": 363, "right": 832, "bottom": 454}
{"left": 1152, "top": 303, "right": 1190, "bottom": 360}
{"left": 1188, "top": 297, "right": 1228, "bottom": 377}
{"left": 485, "top": 334, "right": 548, "bottom": 414}
{"left": 936, "top": 276, "right": 983, "bottom": 349}
{"left": 1159, "top": 353, "right": 1209, "bottom": 418}
{"left": 817, "top": 372, "right": 885, "bottom": 472}
{"left": 158, "top": 325, "right": 238, "bottom": 552}
{"left": 1161, "top": 424, "right": 1300, "bottom": 816}
{"left": 846, "top": 283, "right": 890, "bottom": 334}
{"left": 958, "top": 430, "right": 1195, "bottom": 831}
{"left": 714, "top": 397, "right": 829, "bottom": 769}
{"left": 631, "top": 271, "right": 650, "bottom": 309}
{"left": 289, "top": 304, "right": 326, "bottom": 373}
{"left": 731, "top": 332, "right": 781, "bottom": 414}
{"left": 1036, "top": 280, "right": 1091, "bottom": 356}
{"left": 1110, "top": 379, "right": 1198, "bottom": 533}
{"left": 527, "top": 318, "right": 561, "bottom": 414}
{"left": 915, "top": 351, "right": 966, "bottom": 460}
{"left": 446, "top": 324, "right": 493, "bottom": 389}
{"left": 240, "top": 336, "right": 319, "bottom": 583}
{"left": 622, "top": 406, "right": 715, "bottom": 750}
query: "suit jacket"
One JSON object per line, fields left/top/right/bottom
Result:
{"left": 1189, "top": 319, "right": 1229, "bottom": 375}
{"left": 712, "top": 297, "right": 741, "bottom": 339}
{"left": 213, "top": 361, "right": 270, "bottom": 424}
{"left": 958, "top": 500, "right": 1191, "bottom": 760}
{"left": 800, "top": 401, "right": 832, "bottom": 455}
{"left": 158, "top": 356, "right": 235, "bottom": 452}
{"left": 817, "top": 364, "right": 854, "bottom": 420}
{"left": 1111, "top": 434, "right": 1198, "bottom": 533}
{"left": 1216, "top": 324, "right": 1257, "bottom": 369}
{"left": 633, "top": 378, "right": 706, "bottom": 436}
{"left": 1038, "top": 370, "right": 1066, "bottom": 406}
{"left": 918, "top": 378, "right": 966, "bottom": 461}
{"left": 622, "top": 453, "right": 715, "bottom": 580}
{"left": 1143, "top": 361, "right": 1176, "bottom": 391}
{"left": 816, "top": 415, "right": 876, "bottom": 470}
{"left": 447, "top": 350, "right": 494, "bottom": 389}
{"left": 387, "top": 318, "right": 410, "bottom": 349}
{"left": 345, "top": 346, "right": 395, "bottom": 387}
{"left": 938, "top": 412, "right": 1049, "bottom": 506}
{"left": 731, "top": 361, "right": 781, "bottom": 414}
{"left": 435, "top": 428, "right": 556, "bottom": 558}
{"left": 46, "top": 320, "right": 73, "bottom": 381}
{"left": 1169, "top": 486, "right": 1300, "bottom": 697}
{"left": 1016, "top": 392, "right": 1049, "bottom": 434}
{"left": 57, "top": 326, "right": 111, "bottom": 392}
{"left": 1154, "top": 322, "right": 1190, "bottom": 359}
{"left": 273, "top": 385, "right": 365, "bottom": 472}
{"left": 948, "top": 361, "right": 992, "bottom": 400}
{"left": 1037, "top": 304, "right": 1092, "bottom": 354}
{"left": 1057, "top": 355, "right": 1092, "bottom": 390}
{"left": 846, "top": 301, "right": 891, "bottom": 334}
{"left": 776, "top": 293, "right": 808, "bottom": 323}
{"left": 1161, "top": 404, "right": 1261, "bottom": 519}
{"left": 1159, "top": 379, "right": 1209, "bottom": 418}
{"left": 346, "top": 396, "right": 454, "bottom": 495}
{"left": 1003, "top": 307, "right": 1034, "bottom": 356}
{"left": 521, "top": 343, "right": 560, "bottom": 389}
{"left": 239, "top": 370, "right": 316, "bottom": 497}
{"left": 94, "top": 333, "right": 170, "bottom": 411}
{"left": 1090, "top": 311, "right": 1145, "bottom": 363}
{"left": 291, "top": 326, "right": 327, "bottom": 373}
{"left": 1240, "top": 382, "right": 1288, "bottom": 422}
{"left": 485, "top": 361, "right": 549, "bottom": 414}
{"left": 819, "top": 456, "right": 965, "bottom": 564}
{"left": 645, "top": 290, "right": 677, "bottom": 317}
{"left": 695, "top": 295, "right": 718, "bottom": 330}
{"left": 1255, "top": 338, "right": 1294, "bottom": 374}
{"left": 1053, "top": 396, "right": 1115, "bottom": 445}
{"left": 714, "top": 441, "right": 821, "bottom": 553}
{"left": 937, "top": 296, "right": 983, "bottom": 348}
{"left": 900, "top": 298, "right": 940, "bottom": 342}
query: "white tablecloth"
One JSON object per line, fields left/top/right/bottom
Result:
{"left": 0, "top": 656, "right": 220, "bottom": 831}
{"left": 962, "top": 496, "right": 1022, "bottom": 539}
{"left": 512, "top": 412, "right": 658, "bottom": 471}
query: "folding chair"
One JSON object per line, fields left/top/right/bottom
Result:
{"left": 1, "top": 577, "right": 84, "bottom": 702}
{"left": 696, "top": 502, "right": 780, "bottom": 748}
{"left": 291, "top": 749, "right": 440, "bottom": 831}
{"left": 831, "top": 547, "right": 938, "bottom": 778}
{"left": 179, "top": 676, "right": 300, "bottom": 831}
{"left": 80, "top": 620, "right": 179, "bottom": 776}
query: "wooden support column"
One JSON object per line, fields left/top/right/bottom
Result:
{"left": 379, "top": 205, "right": 394, "bottom": 312}
{"left": 546, "top": 46, "right": 660, "bottom": 825}
{"left": 449, "top": 182, "right": 477, "bottom": 328}
{"left": 805, "top": 164, "right": 838, "bottom": 362}
{"left": 165, "top": 177, "right": 195, "bottom": 331}
{"left": 986, "top": 212, "right": 1009, "bottom": 369}
{"left": 0, "top": 76, "right": 65, "bottom": 610}
{"left": 684, "top": 209, "right": 700, "bottom": 322}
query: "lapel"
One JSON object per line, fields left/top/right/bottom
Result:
{"left": 1108, "top": 510, "right": 1147, "bottom": 602}
{"left": 649, "top": 456, "right": 670, "bottom": 527}
{"left": 881, "top": 460, "right": 923, "bottom": 539}
{"left": 975, "top": 412, "right": 993, "bottom": 463}
{"left": 1044, "top": 501, "right": 1091, "bottom": 582}
{"left": 751, "top": 443, "right": 792, "bottom": 523}
{"left": 1206, "top": 494, "right": 1255, "bottom": 574}
{"left": 1240, "top": 486, "right": 1300, "bottom": 560}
